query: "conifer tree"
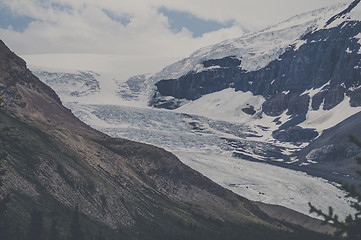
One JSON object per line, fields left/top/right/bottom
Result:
{"left": 96, "top": 229, "right": 105, "bottom": 240}
{"left": 309, "top": 135, "right": 361, "bottom": 240}
{"left": 49, "top": 219, "right": 60, "bottom": 240}
{"left": 69, "top": 205, "right": 84, "bottom": 240}
{"left": 0, "top": 152, "right": 10, "bottom": 240}
{"left": 27, "top": 210, "right": 44, "bottom": 240}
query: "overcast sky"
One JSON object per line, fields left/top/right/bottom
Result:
{"left": 0, "top": 0, "right": 353, "bottom": 76}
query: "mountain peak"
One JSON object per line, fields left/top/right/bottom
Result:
{"left": 0, "top": 39, "right": 61, "bottom": 106}
{"left": 0, "top": 39, "right": 102, "bottom": 137}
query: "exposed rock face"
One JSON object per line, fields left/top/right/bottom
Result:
{"left": 305, "top": 144, "right": 360, "bottom": 163}
{"left": 155, "top": 65, "right": 241, "bottom": 101}
{"left": 202, "top": 56, "right": 242, "bottom": 68}
{"left": 273, "top": 127, "right": 319, "bottom": 143}
{"left": 0, "top": 40, "right": 102, "bottom": 137}
{"left": 0, "top": 40, "right": 61, "bottom": 106}
{"left": 242, "top": 104, "right": 256, "bottom": 115}
{"left": 311, "top": 91, "right": 327, "bottom": 110}
{"left": 287, "top": 94, "right": 310, "bottom": 115}
{"left": 150, "top": 92, "right": 186, "bottom": 109}
{"left": 296, "top": 111, "right": 361, "bottom": 183}
{"left": 349, "top": 87, "right": 361, "bottom": 107}
{"left": 323, "top": 85, "right": 346, "bottom": 110}
{"left": 262, "top": 93, "right": 288, "bottom": 117}
{"left": 152, "top": 20, "right": 361, "bottom": 119}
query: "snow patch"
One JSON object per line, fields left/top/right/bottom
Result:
{"left": 176, "top": 88, "right": 264, "bottom": 123}
{"left": 299, "top": 96, "right": 361, "bottom": 133}
{"left": 175, "top": 151, "right": 354, "bottom": 220}
{"left": 354, "top": 32, "right": 361, "bottom": 54}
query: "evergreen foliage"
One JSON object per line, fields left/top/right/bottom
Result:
{"left": 0, "top": 151, "right": 11, "bottom": 240}
{"left": 27, "top": 210, "right": 44, "bottom": 240}
{"left": 96, "top": 229, "right": 105, "bottom": 240}
{"left": 0, "top": 152, "right": 6, "bottom": 188}
{"left": 49, "top": 219, "right": 60, "bottom": 240}
{"left": 69, "top": 205, "right": 84, "bottom": 240}
{"left": 309, "top": 135, "right": 361, "bottom": 240}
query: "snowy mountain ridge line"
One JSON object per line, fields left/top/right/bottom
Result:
{"left": 149, "top": 3, "right": 347, "bottom": 84}
{"left": 326, "top": 0, "right": 361, "bottom": 28}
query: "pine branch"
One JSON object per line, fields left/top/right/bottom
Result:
{"left": 309, "top": 203, "right": 342, "bottom": 226}
{"left": 309, "top": 135, "right": 361, "bottom": 239}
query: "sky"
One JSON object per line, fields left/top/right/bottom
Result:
{"left": 0, "top": 0, "right": 353, "bottom": 78}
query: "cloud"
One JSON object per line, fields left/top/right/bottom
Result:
{"left": 0, "top": 0, "right": 353, "bottom": 78}
{"left": 0, "top": 0, "right": 247, "bottom": 56}
{"left": 158, "top": 7, "right": 235, "bottom": 37}
{"left": 156, "top": 0, "right": 352, "bottom": 29}
{"left": 0, "top": 5, "right": 36, "bottom": 32}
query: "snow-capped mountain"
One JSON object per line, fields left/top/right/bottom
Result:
{"left": 152, "top": 1, "right": 361, "bottom": 117}
{"left": 150, "top": 3, "right": 346, "bottom": 84}
{"left": 149, "top": 0, "right": 361, "bottom": 181}
{"left": 23, "top": 1, "right": 361, "bottom": 220}
{"left": 32, "top": 69, "right": 100, "bottom": 97}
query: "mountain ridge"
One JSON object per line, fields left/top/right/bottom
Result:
{"left": 0, "top": 40, "right": 104, "bottom": 138}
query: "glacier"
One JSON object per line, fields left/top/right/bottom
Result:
{"left": 22, "top": 67, "right": 354, "bottom": 220}
{"left": 21, "top": 2, "right": 361, "bottom": 221}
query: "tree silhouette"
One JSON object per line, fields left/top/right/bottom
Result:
{"left": 68, "top": 205, "right": 84, "bottom": 240}
{"left": 0, "top": 152, "right": 11, "bottom": 240}
{"left": 309, "top": 135, "right": 361, "bottom": 240}
{"left": 96, "top": 229, "right": 105, "bottom": 240}
{"left": 0, "top": 152, "right": 6, "bottom": 188}
{"left": 49, "top": 219, "right": 60, "bottom": 240}
{"left": 27, "top": 210, "right": 44, "bottom": 240}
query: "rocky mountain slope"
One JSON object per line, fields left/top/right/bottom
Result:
{"left": 0, "top": 40, "right": 332, "bottom": 239}
{"left": 0, "top": 41, "right": 101, "bottom": 138}
{"left": 148, "top": 1, "right": 361, "bottom": 185}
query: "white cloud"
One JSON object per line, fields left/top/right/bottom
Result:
{"left": 0, "top": 0, "right": 353, "bottom": 78}
{"left": 155, "top": 0, "right": 352, "bottom": 29}
{"left": 1, "top": 0, "right": 249, "bottom": 59}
